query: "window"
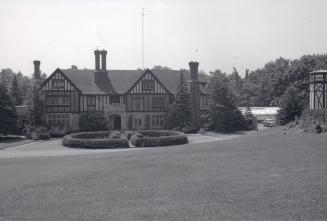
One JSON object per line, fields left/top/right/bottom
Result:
{"left": 142, "top": 80, "right": 155, "bottom": 91}
{"left": 203, "top": 96, "right": 209, "bottom": 108}
{"left": 87, "top": 96, "right": 96, "bottom": 111}
{"left": 47, "top": 113, "right": 70, "bottom": 127}
{"left": 110, "top": 95, "right": 120, "bottom": 104}
{"left": 315, "top": 74, "right": 323, "bottom": 81}
{"left": 52, "top": 79, "right": 65, "bottom": 89}
{"left": 152, "top": 115, "right": 165, "bottom": 128}
{"left": 133, "top": 117, "right": 142, "bottom": 128}
{"left": 47, "top": 95, "right": 70, "bottom": 105}
{"left": 132, "top": 97, "right": 144, "bottom": 111}
{"left": 153, "top": 96, "right": 164, "bottom": 107}
{"left": 169, "top": 95, "right": 175, "bottom": 104}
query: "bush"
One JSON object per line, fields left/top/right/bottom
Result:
{"left": 24, "top": 126, "right": 50, "bottom": 140}
{"left": 129, "top": 130, "right": 188, "bottom": 147}
{"left": 48, "top": 125, "right": 70, "bottom": 138}
{"left": 62, "top": 131, "right": 129, "bottom": 149}
{"left": 32, "top": 132, "right": 50, "bottom": 140}
{"left": 24, "top": 124, "right": 70, "bottom": 139}
{"left": 79, "top": 112, "right": 108, "bottom": 132}
{"left": 298, "top": 109, "right": 327, "bottom": 133}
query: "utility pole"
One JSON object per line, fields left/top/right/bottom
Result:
{"left": 141, "top": 8, "right": 145, "bottom": 69}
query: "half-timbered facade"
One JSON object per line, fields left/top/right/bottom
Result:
{"left": 40, "top": 49, "right": 210, "bottom": 130}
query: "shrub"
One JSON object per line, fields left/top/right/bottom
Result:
{"left": 25, "top": 126, "right": 50, "bottom": 140}
{"left": 79, "top": 112, "right": 108, "bottom": 132}
{"left": 129, "top": 130, "right": 188, "bottom": 147}
{"left": 48, "top": 125, "right": 70, "bottom": 138}
{"left": 62, "top": 131, "right": 129, "bottom": 149}
{"left": 298, "top": 109, "right": 327, "bottom": 133}
{"left": 32, "top": 132, "right": 50, "bottom": 140}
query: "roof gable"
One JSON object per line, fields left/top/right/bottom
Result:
{"left": 127, "top": 69, "right": 171, "bottom": 94}
{"left": 40, "top": 69, "right": 80, "bottom": 92}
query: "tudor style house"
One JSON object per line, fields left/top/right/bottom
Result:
{"left": 39, "top": 50, "right": 210, "bottom": 130}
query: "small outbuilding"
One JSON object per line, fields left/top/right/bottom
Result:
{"left": 239, "top": 107, "right": 280, "bottom": 122}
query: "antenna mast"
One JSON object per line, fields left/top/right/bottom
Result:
{"left": 141, "top": 8, "right": 145, "bottom": 69}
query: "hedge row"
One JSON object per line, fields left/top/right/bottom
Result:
{"left": 123, "top": 130, "right": 188, "bottom": 147}
{"left": 62, "top": 131, "right": 129, "bottom": 149}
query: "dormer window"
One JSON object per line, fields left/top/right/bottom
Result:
{"left": 52, "top": 79, "right": 65, "bottom": 89}
{"left": 142, "top": 80, "right": 155, "bottom": 91}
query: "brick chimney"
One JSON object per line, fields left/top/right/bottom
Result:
{"left": 188, "top": 61, "right": 200, "bottom": 130}
{"left": 94, "top": 49, "right": 115, "bottom": 93}
{"left": 100, "top": 50, "right": 107, "bottom": 71}
{"left": 94, "top": 49, "right": 100, "bottom": 71}
{"left": 33, "top": 60, "right": 41, "bottom": 80}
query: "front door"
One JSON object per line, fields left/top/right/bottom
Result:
{"left": 113, "top": 115, "right": 121, "bottom": 130}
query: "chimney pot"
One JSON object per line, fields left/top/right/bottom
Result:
{"left": 94, "top": 50, "right": 100, "bottom": 71}
{"left": 100, "top": 50, "right": 107, "bottom": 71}
{"left": 33, "top": 60, "right": 41, "bottom": 79}
{"left": 189, "top": 61, "right": 199, "bottom": 81}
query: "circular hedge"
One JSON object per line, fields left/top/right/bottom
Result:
{"left": 122, "top": 130, "right": 188, "bottom": 147}
{"left": 62, "top": 131, "right": 129, "bottom": 149}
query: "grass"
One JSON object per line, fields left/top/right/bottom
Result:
{"left": 0, "top": 136, "right": 33, "bottom": 150}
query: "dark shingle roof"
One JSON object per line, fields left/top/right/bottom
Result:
{"left": 152, "top": 70, "right": 209, "bottom": 94}
{"left": 61, "top": 69, "right": 209, "bottom": 95}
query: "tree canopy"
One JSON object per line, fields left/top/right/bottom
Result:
{"left": 0, "top": 83, "right": 17, "bottom": 136}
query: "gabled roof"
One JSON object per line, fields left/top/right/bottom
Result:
{"left": 150, "top": 69, "right": 210, "bottom": 94}
{"left": 59, "top": 68, "right": 210, "bottom": 95}
{"left": 309, "top": 70, "right": 327, "bottom": 74}
{"left": 61, "top": 69, "right": 143, "bottom": 94}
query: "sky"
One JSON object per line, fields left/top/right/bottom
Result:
{"left": 1, "top": 0, "right": 327, "bottom": 77}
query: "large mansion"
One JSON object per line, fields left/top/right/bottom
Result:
{"left": 39, "top": 50, "right": 210, "bottom": 130}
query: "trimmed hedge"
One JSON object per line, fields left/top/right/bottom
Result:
{"left": 127, "top": 130, "right": 188, "bottom": 147}
{"left": 62, "top": 131, "right": 129, "bottom": 149}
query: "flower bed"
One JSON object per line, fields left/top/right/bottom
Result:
{"left": 62, "top": 131, "right": 129, "bottom": 149}
{"left": 123, "top": 130, "right": 188, "bottom": 147}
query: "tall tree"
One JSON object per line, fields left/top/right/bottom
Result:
{"left": 27, "top": 81, "right": 45, "bottom": 126}
{"left": 0, "top": 83, "right": 17, "bottom": 136}
{"left": 11, "top": 74, "right": 23, "bottom": 105}
{"left": 208, "top": 70, "right": 247, "bottom": 132}
{"left": 278, "top": 86, "right": 307, "bottom": 125}
{"left": 168, "top": 73, "right": 192, "bottom": 129}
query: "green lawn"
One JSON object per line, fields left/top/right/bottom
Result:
{"left": 0, "top": 127, "right": 327, "bottom": 220}
{"left": 0, "top": 136, "right": 33, "bottom": 150}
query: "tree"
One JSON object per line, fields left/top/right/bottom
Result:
{"left": 168, "top": 73, "right": 192, "bottom": 129}
{"left": 278, "top": 86, "right": 307, "bottom": 125}
{"left": 11, "top": 74, "right": 23, "bottom": 105}
{"left": 207, "top": 71, "right": 247, "bottom": 132}
{"left": 0, "top": 83, "right": 17, "bottom": 136}
{"left": 27, "top": 83, "right": 45, "bottom": 126}
{"left": 151, "top": 65, "right": 171, "bottom": 70}
{"left": 79, "top": 112, "right": 108, "bottom": 132}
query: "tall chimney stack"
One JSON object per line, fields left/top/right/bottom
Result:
{"left": 100, "top": 50, "right": 107, "bottom": 71}
{"left": 33, "top": 60, "right": 41, "bottom": 80}
{"left": 94, "top": 50, "right": 100, "bottom": 71}
{"left": 188, "top": 61, "right": 200, "bottom": 130}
